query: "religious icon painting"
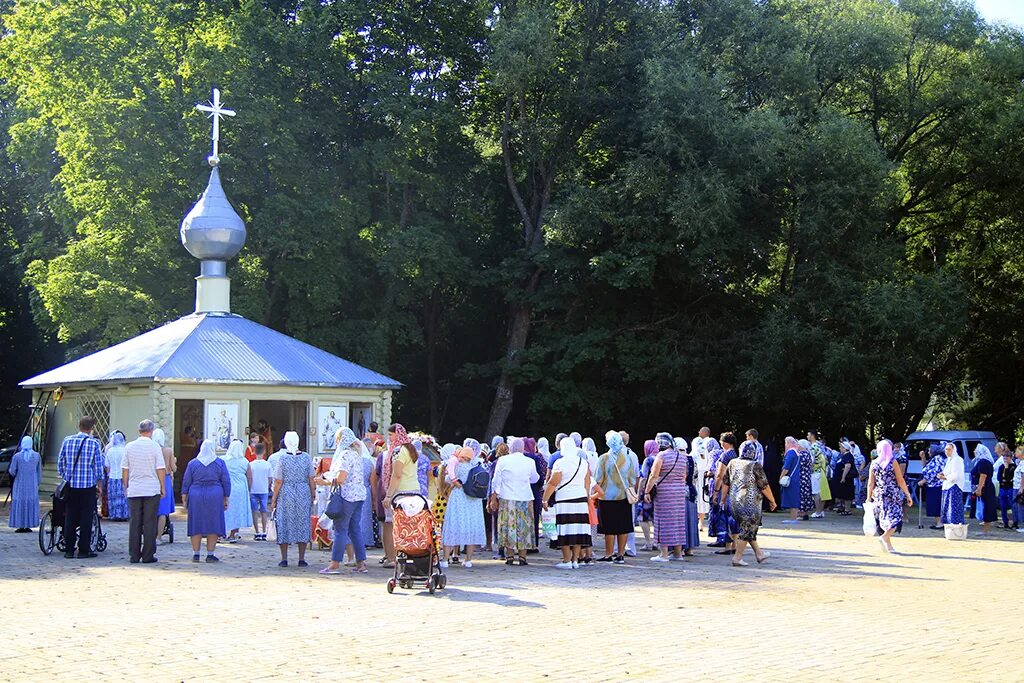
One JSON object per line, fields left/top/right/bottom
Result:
{"left": 205, "top": 401, "right": 239, "bottom": 453}
{"left": 317, "top": 404, "right": 348, "bottom": 454}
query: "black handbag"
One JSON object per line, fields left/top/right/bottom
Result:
{"left": 649, "top": 453, "right": 678, "bottom": 500}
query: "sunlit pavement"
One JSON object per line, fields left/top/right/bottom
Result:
{"left": 1, "top": 502, "right": 1019, "bottom": 682}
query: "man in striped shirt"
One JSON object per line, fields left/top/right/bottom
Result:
{"left": 57, "top": 416, "right": 105, "bottom": 558}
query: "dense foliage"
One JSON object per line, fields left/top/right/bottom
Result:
{"left": 1, "top": 0, "right": 1022, "bottom": 445}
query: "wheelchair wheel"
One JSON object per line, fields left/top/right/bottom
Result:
{"left": 90, "top": 515, "right": 102, "bottom": 553}
{"left": 38, "top": 511, "right": 56, "bottom": 555}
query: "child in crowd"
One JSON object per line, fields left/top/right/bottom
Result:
{"left": 249, "top": 444, "right": 272, "bottom": 540}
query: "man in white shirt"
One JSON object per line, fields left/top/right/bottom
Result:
{"left": 249, "top": 443, "right": 273, "bottom": 541}
{"left": 122, "top": 419, "right": 166, "bottom": 564}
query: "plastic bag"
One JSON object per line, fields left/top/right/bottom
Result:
{"left": 862, "top": 500, "right": 879, "bottom": 536}
{"left": 541, "top": 508, "right": 558, "bottom": 541}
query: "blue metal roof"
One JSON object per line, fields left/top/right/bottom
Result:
{"left": 20, "top": 313, "right": 402, "bottom": 390}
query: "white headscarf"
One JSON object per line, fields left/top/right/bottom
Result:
{"left": 674, "top": 437, "right": 689, "bottom": 453}
{"left": 152, "top": 428, "right": 166, "bottom": 447}
{"left": 225, "top": 439, "right": 245, "bottom": 460}
{"left": 559, "top": 436, "right": 579, "bottom": 460}
{"left": 537, "top": 438, "right": 551, "bottom": 458}
{"left": 196, "top": 439, "right": 218, "bottom": 466}
{"left": 974, "top": 444, "right": 994, "bottom": 464}
{"left": 284, "top": 431, "right": 300, "bottom": 454}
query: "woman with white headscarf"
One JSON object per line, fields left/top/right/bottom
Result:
{"left": 104, "top": 432, "right": 130, "bottom": 521}
{"left": 271, "top": 431, "right": 315, "bottom": 567}
{"left": 938, "top": 442, "right": 966, "bottom": 534}
{"left": 182, "top": 440, "right": 231, "bottom": 562}
{"left": 8, "top": 436, "right": 42, "bottom": 531}
{"left": 152, "top": 428, "right": 177, "bottom": 539}
{"left": 222, "top": 439, "right": 253, "bottom": 542}
{"left": 542, "top": 436, "right": 592, "bottom": 569}
{"left": 971, "top": 444, "right": 998, "bottom": 534}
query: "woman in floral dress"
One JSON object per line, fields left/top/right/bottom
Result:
{"left": 867, "top": 440, "right": 914, "bottom": 553}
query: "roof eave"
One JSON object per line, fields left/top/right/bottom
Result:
{"left": 154, "top": 377, "right": 402, "bottom": 390}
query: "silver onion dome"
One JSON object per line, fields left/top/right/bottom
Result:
{"left": 179, "top": 166, "right": 246, "bottom": 272}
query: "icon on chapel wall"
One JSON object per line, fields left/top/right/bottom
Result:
{"left": 205, "top": 402, "right": 239, "bottom": 452}
{"left": 318, "top": 405, "right": 348, "bottom": 454}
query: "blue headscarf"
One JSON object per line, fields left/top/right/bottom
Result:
{"left": 490, "top": 436, "right": 504, "bottom": 451}
{"left": 605, "top": 430, "right": 625, "bottom": 455}
{"left": 18, "top": 435, "right": 34, "bottom": 461}
{"left": 463, "top": 438, "right": 481, "bottom": 458}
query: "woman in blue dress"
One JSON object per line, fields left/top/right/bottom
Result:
{"left": 8, "top": 436, "right": 41, "bottom": 531}
{"left": 441, "top": 445, "right": 487, "bottom": 568}
{"left": 867, "top": 440, "right": 914, "bottom": 553}
{"left": 919, "top": 444, "right": 946, "bottom": 529}
{"left": 104, "top": 432, "right": 130, "bottom": 521}
{"left": 182, "top": 440, "right": 231, "bottom": 562}
{"left": 222, "top": 439, "right": 252, "bottom": 542}
{"left": 271, "top": 431, "right": 315, "bottom": 567}
{"left": 780, "top": 437, "right": 802, "bottom": 523}
{"left": 939, "top": 442, "right": 966, "bottom": 529}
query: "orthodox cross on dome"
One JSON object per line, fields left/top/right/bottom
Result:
{"left": 195, "top": 87, "right": 236, "bottom": 166}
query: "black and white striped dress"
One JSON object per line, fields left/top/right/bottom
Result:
{"left": 553, "top": 454, "right": 592, "bottom": 548}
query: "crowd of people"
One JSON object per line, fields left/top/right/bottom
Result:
{"left": 6, "top": 417, "right": 1022, "bottom": 571}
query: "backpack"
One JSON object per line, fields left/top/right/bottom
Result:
{"left": 462, "top": 462, "right": 491, "bottom": 499}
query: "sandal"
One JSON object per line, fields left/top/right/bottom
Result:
{"left": 731, "top": 560, "right": 748, "bottom": 567}
{"left": 319, "top": 567, "right": 342, "bottom": 575}
{"left": 352, "top": 566, "right": 368, "bottom": 573}
{"left": 505, "top": 558, "right": 515, "bottom": 565}
{"left": 756, "top": 551, "right": 771, "bottom": 564}
{"left": 518, "top": 559, "right": 529, "bottom": 566}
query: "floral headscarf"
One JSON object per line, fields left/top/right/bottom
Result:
{"left": 740, "top": 442, "right": 759, "bottom": 460}
{"left": 655, "top": 432, "right": 674, "bottom": 451}
{"left": 335, "top": 427, "right": 358, "bottom": 456}
{"left": 523, "top": 437, "right": 537, "bottom": 455}
{"left": 974, "top": 444, "right": 994, "bottom": 464}
{"left": 382, "top": 423, "right": 411, "bottom": 489}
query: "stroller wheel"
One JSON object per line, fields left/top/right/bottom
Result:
{"left": 386, "top": 579, "right": 396, "bottom": 594}
{"left": 167, "top": 521, "right": 174, "bottom": 544}
{"left": 427, "top": 576, "right": 437, "bottom": 594}
{"left": 439, "top": 574, "right": 447, "bottom": 589}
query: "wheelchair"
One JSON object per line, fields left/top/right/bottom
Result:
{"left": 38, "top": 493, "right": 107, "bottom": 556}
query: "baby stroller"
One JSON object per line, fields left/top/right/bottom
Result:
{"left": 387, "top": 493, "right": 446, "bottom": 595}
{"left": 39, "top": 492, "right": 107, "bottom": 556}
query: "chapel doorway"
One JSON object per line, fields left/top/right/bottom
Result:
{"left": 249, "top": 400, "right": 309, "bottom": 453}
{"left": 351, "top": 403, "right": 373, "bottom": 439}
{"left": 173, "top": 399, "right": 203, "bottom": 501}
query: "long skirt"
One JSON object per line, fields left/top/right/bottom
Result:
{"left": 157, "top": 473, "right": 175, "bottom": 516}
{"left": 555, "top": 496, "right": 592, "bottom": 547}
{"left": 941, "top": 486, "right": 965, "bottom": 525}
{"left": 107, "top": 478, "right": 130, "bottom": 520}
{"left": 925, "top": 486, "right": 943, "bottom": 518}
{"left": 187, "top": 484, "right": 227, "bottom": 537}
{"left": 652, "top": 483, "right": 688, "bottom": 546}
{"left": 685, "top": 497, "right": 700, "bottom": 549}
{"left": 596, "top": 498, "right": 633, "bottom": 536}
{"left": 498, "top": 499, "right": 533, "bottom": 551}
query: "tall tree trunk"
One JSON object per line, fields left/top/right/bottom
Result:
{"left": 484, "top": 294, "right": 535, "bottom": 440}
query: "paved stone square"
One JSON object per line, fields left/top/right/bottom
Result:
{"left": 1, "top": 503, "right": 1020, "bottom": 682}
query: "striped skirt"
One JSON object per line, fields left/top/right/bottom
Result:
{"left": 555, "top": 496, "right": 592, "bottom": 548}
